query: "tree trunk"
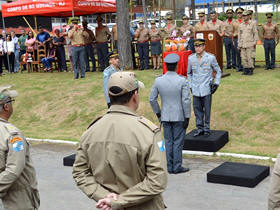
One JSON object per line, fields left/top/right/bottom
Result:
{"left": 116, "top": 0, "right": 133, "bottom": 69}
{"left": 254, "top": 0, "right": 258, "bottom": 22}
{"left": 142, "top": 0, "right": 148, "bottom": 27}
{"left": 191, "top": 0, "right": 195, "bottom": 19}
{"left": 172, "top": 0, "right": 176, "bottom": 19}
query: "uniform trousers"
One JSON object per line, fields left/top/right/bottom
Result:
{"left": 224, "top": 37, "right": 236, "bottom": 68}
{"left": 137, "top": 42, "right": 149, "bottom": 70}
{"left": 193, "top": 94, "right": 212, "bottom": 132}
{"left": 264, "top": 39, "right": 276, "bottom": 69}
{"left": 71, "top": 46, "right": 86, "bottom": 79}
{"left": 162, "top": 121, "right": 185, "bottom": 172}
{"left": 96, "top": 43, "right": 109, "bottom": 71}
{"left": 234, "top": 38, "right": 243, "bottom": 71}
{"left": 85, "top": 44, "right": 96, "bottom": 72}
{"left": 56, "top": 46, "right": 67, "bottom": 71}
{"left": 240, "top": 47, "right": 254, "bottom": 68}
{"left": 268, "top": 153, "right": 280, "bottom": 210}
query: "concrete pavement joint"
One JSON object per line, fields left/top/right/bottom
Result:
{"left": 27, "top": 137, "right": 276, "bottom": 162}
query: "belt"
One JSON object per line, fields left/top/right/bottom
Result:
{"left": 264, "top": 38, "right": 275, "bottom": 40}
{"left": 96, "top": 42, "right": 108, "bottom": 44}
{"left": 233, "top": 36, "right": 238, "bottom": 38}
{"left": 224, "top": 35, "right": 233, "bottom": 38}
{"left": 137, "top": 41, "right": 148, "bottom": 43}
{"left": 72, "top": 44, "right": 85, "bottom": 47}
{"left": 151, "top": 39, "right": 161, "bottom": 42}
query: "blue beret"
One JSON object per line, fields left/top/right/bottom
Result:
{"left": 164, "top": 53, "right": 180, "bottom": 64}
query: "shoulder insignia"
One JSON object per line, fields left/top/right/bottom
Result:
{"left": 138, "top": 117, "right": 159, "bottom": 133}
{"left": 87, "top": 116, "right": 103, "bottom": 129}
{"left": 10, "top": 136, "right": 24, "bottom": 152}
{"left": 10, "top": 136, "right": 22, "bottom": 144}
{"left": 5, "top": 124, "right": 19, "bottom": 135}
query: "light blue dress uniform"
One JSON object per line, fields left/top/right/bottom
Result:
{"left": 103, "top": 65, "right": 122, "bottom": 104}
{"left": 149, "top": 53, "right": 191, "bottom": 173}
{"left": 187, "top": 52, "right": 222, "bottom": 133}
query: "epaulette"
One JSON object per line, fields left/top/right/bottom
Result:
{"left": 4, "top": 123, "right": 20, "bottom": 135}
{"left": 87, "top": 116, "right": 103, "bottom": 129}
{"left": 138, "top": 116, "right": 159, "bottom": 133}
{"left": 155, "top": 74, "right": 163, "bottom": 78}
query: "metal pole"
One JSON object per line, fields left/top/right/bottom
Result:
{"left": 159, "top": 0, "right": 161, "bottom": 28}
{"left": 2, "top": 18, "right": 11, "bottom": 75}
{"left": 72, "top": 10, "right": 74, "bottom": 18}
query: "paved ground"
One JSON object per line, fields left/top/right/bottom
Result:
{"left": 31, "top": 143, "right": 271, "bottom": 210}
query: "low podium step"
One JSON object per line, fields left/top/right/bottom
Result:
{"left": 183, "top": 130, "right": 229, "bottom": 152}
{"left": 207, "top": 162, "right": 270, "bottom": 188}
{"left": 63, "top": 154, "right": 76, "bottom": 167}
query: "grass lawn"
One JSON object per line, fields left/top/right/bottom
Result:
{"left": 0, "top": 44, "right": 279, "bottom": 157}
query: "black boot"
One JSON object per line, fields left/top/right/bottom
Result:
{"left": 248, "top": 68, "right": 253, "bottom": 75}
{"left": 242, "top": 68, "right": 248, "bottom": 75}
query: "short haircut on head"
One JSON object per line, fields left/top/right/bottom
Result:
{"left": 166, "top": 63, "right": 177, "bottom": 71}
{"left": 109, "top": 88, "right": 138, "bottom": 105}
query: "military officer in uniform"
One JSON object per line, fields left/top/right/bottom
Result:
{"left": 268, "top": 153, "right": 280, "bottom": 209}
{"left": 238, "top": 10, "right": 259, "bottom": 75}
{"left": 73, "top": 72, "right": 167, "bottom": 210}
{"left": 135, "top": 20, "right": 150, "bottom": 70}
{"left": 179, "top": 15, "right": 195, "bottom": 53}
{"left": 0, "top": 85, "right": 40, "bottom": 210}
{"left": 222, "top": 9, "right": 236, "bottom": 69}
{"left": 233, "top": 7, "right": 244, "bottom": 72}
{"left": 68, "top": 17, "right": 89, "bottom": 79}
{"left": 95, "top": 16, "right": 111, "bottom": 71}
{"left": 163, "top": 15, "right": 177, "bottom": 39}
{"left": 261, "top": 12, "right": 279, "bottom": 70}
{"left": 194, "top": 12, "right": 208, "bottom": 32}
{"left": 248, "top": 10, "right": 258, "bottom": 66}
{"left": 103, "top": 50, "right": 122, "bottom": 108}
{"left": 207, "top": 10, "right": 223, "bottom": 36}
{"left": 149, "top": 53, "right": 191, "bottom": 174}
{"left": 187, "top": 39, "right": 221, "bottom": 137}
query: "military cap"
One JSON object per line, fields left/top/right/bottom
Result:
{"left": 108, "top": 72, "right": 145, "bottom": 96}
{"left": 150, "top": 20, "right": 156, "bottom": 25}
{"left": 198, "top": 12, "right": 205, "bottom": 17}
{"left": 71, "top": 17, "right": 80, "bottom": 24}
{"left": 107, "top": 50, "right": 119, "bottom": 60}
{"left": 166, "top": 15, "right": 172, "bottom": 20}
{"left": 0, "top": 85, "right": 18, "bottom": 105}
{"left": 248, "top": 10, "right": 254, "bottom": 15}
{"left": 236, "top": 7, "right": 244, "bottom": 13}
{"left": 182, "top": 15, "right": 189, "bottom": 20}
{"left": 242, "top": 10, "right": 250, "bottom": 16}
{"left": 194, "top": 38, "right": 206, "bottom": 46}
{"left": 266, "top": 12, "right": 273, "bottom": 18}
{"left": 138, "top": 19, "right": 144, "bottom": 24}
{"left": 210, "top": 10, "right": 217, "bottom": 14}
{"left": 226, "top": 9, "right": 234, "bottom": 14}
{"left": 164, "top": 53, "right": 180, "bottom": 64}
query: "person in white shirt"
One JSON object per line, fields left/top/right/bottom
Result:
{"left": 0, "top": 37, "right": 4, "bottom": 76}
{"left": 4, "top": 34, "right": 15, "bottom": 73}
{"left": 11, "top": 31, "right": 19, "bottom": 72}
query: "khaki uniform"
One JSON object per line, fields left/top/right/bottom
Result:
{"left": 268, "top": 154, "right": 280, "bottom": 209}
{"left": 238, "top": 20, "right": 259, "bottom": 68}
{"left": 95, "top": 26, "right": 110, "bottom": 43}
{"left": 262, "top": 22, "right": 279, "bottom": 41}
{"left": 0, "top": 118, "right": 39, "bottom": 210}
{"left": 112, "top": 25, "right": 118, "bottom": 41}
{"left": 179, "top": 24, "right": 194, "bottom": 37}
{"left": 149, "top": 28, "right": 161, "bottom": 41}
{"left": 207, "top": 19, "right": 224, "bottom": 34}
{"left": 73, "top": 105, "right": 167, "bottom": 210}
{"left": 135, "top": 28, "right": 150, "bottom": 42}
{"left": 223, "top": 19, "right": 236, "bottom": 37}
{"left": 250, "top": 19, "right": 258, "bottom": 59}
{"left": 223, "top": 19, "right": 236, "bottom": 69}
{"left": 83, "top": 28, "right": 95, "bottom": 45}
{"left": 233, "top": 18, "right": 243, "bottom": 71}
{"left": 163, "top": 24, "right": 176, "bottom": 38}
{"left": 68, "top": 28, "right": 88, "bottom": 45}
{"left": 194, "top": 21, "right": 208, "bottom": 32}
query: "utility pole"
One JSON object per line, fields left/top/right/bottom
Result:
{"left": 159, "top": 0, "right": 162, "bottom": 28}
{"left": 142, "top": 0, "right": 148, "bottom": 27}
{"left": 254, "top": 0, "right": 258, "bottom": 22}
{"left": 191, "top": 0, "right": 195, "bottom": 19}
{"left": 172, "top": 0, "right": 176, "bottom": 20}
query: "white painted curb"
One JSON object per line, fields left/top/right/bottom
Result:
{"left": 27, "top": 137, "right": 276, "bottom": 162}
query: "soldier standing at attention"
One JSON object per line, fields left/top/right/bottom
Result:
{"left": 0, "top": 85, "right": 40, "bottom": 210}
{"left": 73, "top": 72, "right": 167, "bottom": 210}
{"left": 194, "top": 12, "right": 208, "bottom": 32}
{"left": 207, "top": 10, "right": 223, "bottom": 36}
{"left": 222, "top": 9, "right": 236, "bottom": 69}
{"left": 111, "top": 17, "right": 118, "bottom": 49}
{"left": 187, "top": 39, "right": 221, "bottom": 137}
{"left": 179, "top": 15, "right": 195, "bottom": 53}
{"left": 95, "top": 16, "right": 111, "bottom": 72}
{"left": 149, "top": 53, "right": 191, "bottom": 174}
{"left": 135, "top": 20, "right": 150, "bottom": 70}
{"left": 248, "top": 10, "right": 258, "bottom": 66}
{"left": 82, "top": 20, "right": 96, "bottom": 72}
{"left": 261, "top": 12, "right": 279, "bottom": 70}
{"left": 238, "top": 11, "right": 259, "bottom": 75}
{"left": 103, "top": 50, "right": 122, "bottom": 108}
{"left": 149, "top": 20, "right": 162, "bottom": 70}
{"left": 68, "top": 17, "right": 89, "bottom": 79}
{"left": 163, "top": 15, "right": 177, "bottom": 39}
{"left": 233, "top": 7, "right": 244, "bottom": 72}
